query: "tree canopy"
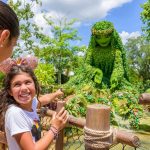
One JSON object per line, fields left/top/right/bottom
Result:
{"left": 140, "top": 0, "right": 150, "bottom": 40}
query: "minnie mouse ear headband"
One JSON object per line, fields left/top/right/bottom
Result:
{"left": 0, "top": 55, "right": 38, "bottom": 74}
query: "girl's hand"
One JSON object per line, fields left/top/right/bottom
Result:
{"left": 52, "top": 89, "right": 64, "bottom": 102}
{"left": 56, "top": 89, "right": 64, "bottom": 97}
{"left": 50, "top": 107, "right": 68, "bottom": 131}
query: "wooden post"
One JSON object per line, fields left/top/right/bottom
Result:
{"left": 139, "top": 93, "right": 150, "bottom": 105}
{"left": 84, "top": 104, "right": 112, "bottom": 150}
{"left": 55, "top": 101, "right": 65, "bottom": 150}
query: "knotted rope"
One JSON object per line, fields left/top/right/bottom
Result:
{"left": 84, "top": 126, "right": 113, "bottom": 149}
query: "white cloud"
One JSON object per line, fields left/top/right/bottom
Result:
{"left": 12, "top": 0, "right": 134, "bottom": 27}
{"left": 30, "top": 0, "right": 133, "bottom": 36}
{"left": 13, "top": 0, "right": 137, "bottom": 46}
{"left": 24, "top": 0, "right": 133, "bottom": 23}
{"left": 119, "top": 31, "right": 141, "bottom": 44}
{"left": 77, "top": 51, "right": 85, "bottom": 56}
{"left": 38, "top": 0, "right": 132, "bottom": 21}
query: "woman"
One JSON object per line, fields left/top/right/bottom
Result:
{"left": 0, "top": 1, "right": 19, "bottom": 62}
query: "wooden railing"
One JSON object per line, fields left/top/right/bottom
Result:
{"left": 44, "top": 101, "right": 140, "bottom": 149}
{"left": 0, "top": 101, "right": 141, "bottom": 150}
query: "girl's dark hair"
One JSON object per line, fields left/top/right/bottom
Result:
{"left": 0, "top": 1, "right": 19, "bottom": 39}
{"left": 0, "top": 65, "right": 40, "bottom": 131}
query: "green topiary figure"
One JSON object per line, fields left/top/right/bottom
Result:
{"left": 64, "top": 21, "right": 143, "bottom": 129}
{"left": 86, "top": 21, "right": 129, "bottom": 90}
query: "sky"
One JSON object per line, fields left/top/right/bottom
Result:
{"left": 3, "top": 0, "right": 147, "bottom": 46}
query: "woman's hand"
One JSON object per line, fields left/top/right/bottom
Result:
{"left": 50, "top": 107, "right": 68, "bottom": 132}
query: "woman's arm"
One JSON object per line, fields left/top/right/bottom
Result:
{"left": 38, "top": 89, "right": 64, "bottom": 107}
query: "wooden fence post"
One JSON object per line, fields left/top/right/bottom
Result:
{"left": 55, "top": 101, "right": 65, "bottom": 150}
{"left": 84, "top": 104, "right": 112, "bottom": 150}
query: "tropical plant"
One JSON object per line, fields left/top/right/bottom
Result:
{"left": 34, "top": 63, "right": 55, "bottom": 93}
{"left": 34, "top": 16, "right": 85, "bottom": 84}
{"left": 110, "top": 90, "right": 143, "bottom": 129}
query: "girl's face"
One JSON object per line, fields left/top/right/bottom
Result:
{"left": 9, "top": 72, "right": 36, "bottom": 111}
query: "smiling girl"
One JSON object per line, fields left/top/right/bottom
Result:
{"left": 0, "top": 64, "right": 68, "bottom": 150}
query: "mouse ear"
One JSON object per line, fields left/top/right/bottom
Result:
{"left": 0, "top": 58, "right": 16, "bottom": 74}
{"left": 21, "top": 55, "right": 38, "bottom": 70}
{"left": 0, "top": 56, "right": 38, "bottom": 74}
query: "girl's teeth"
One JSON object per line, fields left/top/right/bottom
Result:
{"left": 20, "top": 94, "right": 29, "bottom": 97}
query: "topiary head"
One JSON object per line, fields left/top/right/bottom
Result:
{"left": 91, "top": 21, "right": 114, "bottom": 47}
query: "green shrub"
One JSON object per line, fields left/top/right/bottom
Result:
{"left": 34, "top": 63, "right": 55, "bottom": 93}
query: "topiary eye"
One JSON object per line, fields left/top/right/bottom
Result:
{"left": 105, "top": 33, "right": 112, "bottom": 38}
{"left": 95, "top": 35, "right": 101, "bottom": 39}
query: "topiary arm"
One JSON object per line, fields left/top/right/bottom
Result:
{"left": 93, "top": 68, "right": 103, "bottom": 84}
{"left": 110, "top": 49, "right": 124, "bottom": 89}
{"left": 86, "top": 50, "right": 103, "bottom": 84}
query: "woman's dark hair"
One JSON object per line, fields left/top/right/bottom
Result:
{"left": 0, "top": 65, "right": 40, "bottom": 131}
{"left": 0, "top": 1, "right": 19, "bottom": 39}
